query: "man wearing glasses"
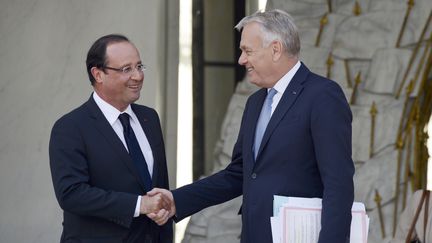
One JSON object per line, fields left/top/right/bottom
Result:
{"left": 49, "top": 34, "right": 173, "bottom": 243}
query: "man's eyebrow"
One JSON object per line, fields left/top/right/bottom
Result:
{"left": 120, "top": 61, "right": 142, "bottom": 67}
{"left": 239, "top": 45, "right": 250, "bottom": 50}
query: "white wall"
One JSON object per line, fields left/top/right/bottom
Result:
{"left": 0, "top": 0, "right": 175, "bottom": 242}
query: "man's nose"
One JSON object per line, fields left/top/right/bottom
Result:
{"left": 131, "top": 69, "right": 144, "bottom": 80}
{"left": 238, "top": 52, "right": 247, "bottom": 65}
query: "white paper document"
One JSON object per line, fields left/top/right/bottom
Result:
{"left": 271, "top": 196, "right": 369, "bottom": 243}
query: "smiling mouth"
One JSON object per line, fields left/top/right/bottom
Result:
{"left": 128, "top": 84, "right": 141, "bottom": 89}
{"left": 247, "top": 67, "right": 254, "bottom": 72}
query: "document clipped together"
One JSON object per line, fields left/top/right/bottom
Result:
{"left": 271, "top": 196, "right": 369, "bottom": 243}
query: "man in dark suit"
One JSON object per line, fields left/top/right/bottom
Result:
{"left": 149, "top": 9, "right": 354, "bottom": 243}
{"left": 49, "top": 34, "right": 173, "bottom": 243}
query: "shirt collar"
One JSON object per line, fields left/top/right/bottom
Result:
{"left": 92, "top": 92, "right": 135, "bottom": 126}
{"left": 270, "top": 60, "right": 301, "bottom": 94}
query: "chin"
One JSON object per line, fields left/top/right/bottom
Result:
{"left": 248, "top": 78, "right": 258, "bottom": 85}
{"left": 129, "top": 95, "right": 140, "bottom": 103}
{"left": 249, "top": 79, "right": 264, "bottom": 88}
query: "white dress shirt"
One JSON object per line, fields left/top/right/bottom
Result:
{"left": 93, "top": 92, "right": 154, "bottom": 217}
{"left": 270, "top": 60, "right": 301, "bottom": 114}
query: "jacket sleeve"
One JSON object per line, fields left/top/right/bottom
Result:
{"left": 311, "top": 81, "right": 355, "bottom": 243}
{"left": 171, "top": 97, "right": 252, "bottom": 221}
{"left": 49, "top": 116, "right": 137, "bottom": 228}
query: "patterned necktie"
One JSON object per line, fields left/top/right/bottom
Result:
{"left": 254, "top": 88, "right": 277, "bottom": 159}
{"left": 118, "top": 113, "right": 152, "bottom": 192}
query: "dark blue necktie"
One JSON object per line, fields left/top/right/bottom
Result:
{"left": 118, "top": 113, "right": 152, "bottom": 192}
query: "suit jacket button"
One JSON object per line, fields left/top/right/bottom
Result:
{"left": 251, "top": 173, "right": 257, "bottom": 179}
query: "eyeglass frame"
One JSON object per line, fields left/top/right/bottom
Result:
{"left": 102, "top": 63, "right": 146, "bottom": 75}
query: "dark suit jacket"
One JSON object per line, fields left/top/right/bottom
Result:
{"left": 172, "top": 63, "right": 354, "bottom": 243}
{"left": 49, "top": 96, "right": 173, "bottom": 243}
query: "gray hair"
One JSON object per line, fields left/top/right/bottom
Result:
{"left": 235, "top": 9, "right": 300, "bottom": 57}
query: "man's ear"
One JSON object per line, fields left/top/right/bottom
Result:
{"left": 271, "top": 40, "right": 283, "bottom": 62}
{"left": 91, "top": 67, "right": 103, "bottom": 84}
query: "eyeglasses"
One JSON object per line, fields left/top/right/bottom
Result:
{"left": 103, "top": 63, "right": 146, "bottom": 74}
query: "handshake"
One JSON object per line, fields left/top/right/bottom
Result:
{"left": 140, "top": 188, "right": 176, "bottom": 225}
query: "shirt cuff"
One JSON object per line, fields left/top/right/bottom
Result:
{"left": 134, "top": 195, "right": 141, "bottom": 217}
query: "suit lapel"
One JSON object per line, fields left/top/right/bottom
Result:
{"left": 132, "top": 105, "right": 160, "bottom": 188}
{"left": 85, "top": 96, "right": 148, "bottom": 191}
{"left": 255, "top": 63, "right": 309, "bottom": 162}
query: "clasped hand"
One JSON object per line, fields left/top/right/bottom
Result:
{"left": 140, "top": 188, "right": 176, "bottom": 225}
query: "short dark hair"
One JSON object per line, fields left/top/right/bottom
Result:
{"left": 85, "top": 34, "right": 129, "bottom": 85}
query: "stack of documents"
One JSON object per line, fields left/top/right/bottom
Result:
{"left": 271, "top": 196, "right": 369, "bottom": 243}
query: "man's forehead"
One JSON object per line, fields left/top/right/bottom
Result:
{"left": 106, "top": 41, "right": 136, "bottom": 53}
{"left": 240, "top": 26, "right": 263, "bottom": 48}
{"left": 106, "top": 41, "right": 140, "bottom": 63}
